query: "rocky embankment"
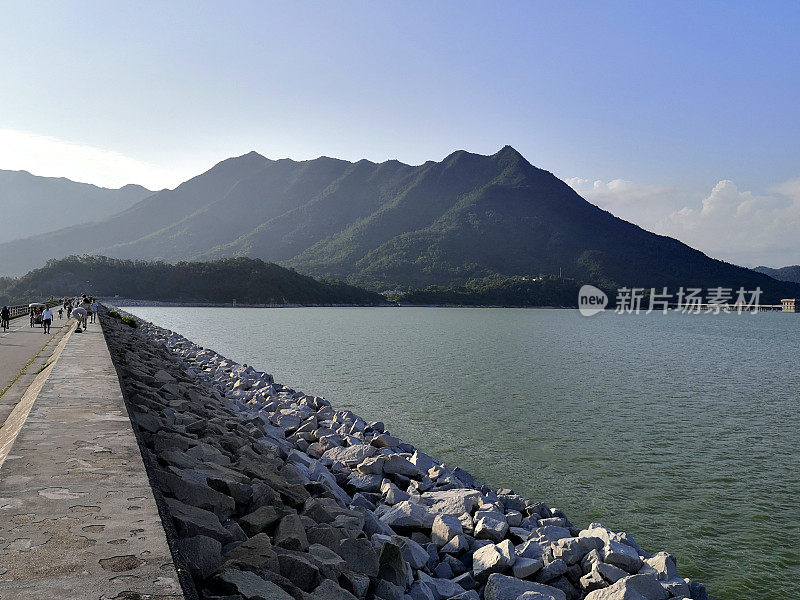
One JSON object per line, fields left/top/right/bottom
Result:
{"left": 101, "top": 307, "right": 711, "bottom": 600}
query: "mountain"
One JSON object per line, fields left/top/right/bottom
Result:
{"left": 0, "top": 255, "right": 385, "bottom": 306}
{"left": 0, "top": 169, "right": 152, "bottom": 243}
{"left": 0, "top": 146, "right": 798, "bottom": 302}
{"left": 753, "top": 265, "right": 800, "bottom": 284}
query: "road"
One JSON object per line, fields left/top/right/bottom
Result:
{"left": 0, "top": 314, "right": 73, "bottom": 426}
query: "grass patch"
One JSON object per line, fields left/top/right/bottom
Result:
{"left": 108, "top": 310, "right": 121, "bottom": 319}
{"left": 121, "top": 316, "right": 138, "bottom": 328}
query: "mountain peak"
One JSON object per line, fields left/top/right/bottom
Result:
{"left": 494, "top": 145, "right": 527, "bottom": 161}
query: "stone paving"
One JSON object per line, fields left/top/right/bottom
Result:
{"left": 0, "top": 320, "right": 183, "bottom": 599}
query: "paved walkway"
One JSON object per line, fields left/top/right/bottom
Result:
{"left": 0, "top": 320, "right": 183, "bottom": 599}
{"left": 0, "top": 315, "right": 74, "bottom": 430}
{"left": 1, "top": 315, "right": 71, "bottom": 396}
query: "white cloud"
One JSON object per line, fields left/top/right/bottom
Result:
{"left": 566, "top": 177, "right": 690, "bottom": 228}
{"left": 568, "top": 176, "right": 800, "bottom": 268}
{"left": 0, "top": 129, "right": 183, "bottom": 189}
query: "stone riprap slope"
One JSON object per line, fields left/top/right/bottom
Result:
{"left": 101, "top": 308, "right": 712, "bottom": 600}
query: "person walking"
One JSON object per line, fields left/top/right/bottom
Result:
{"left": 66, "top": 302, "right": 72, "bottom": 319}
{"left": 1, "top": 305, "right": 9, "bottom": 331}
{"left": 90, "top": 298, "right": 98, "bottom": 323}
{"left": 58, "top": 307, "right": 63, "bottom": 319}
{"left": 30, "top": 309, "right": 35, "bottom": 328}
{"left": 41, "top": 306, "right": 53, "bottom": 334}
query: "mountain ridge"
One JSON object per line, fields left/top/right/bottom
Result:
{"left": 1, "top": 146, "right": 798, "bottom": 302}
{"left": 0, "top": 169, "right": 152, "bottom": 244}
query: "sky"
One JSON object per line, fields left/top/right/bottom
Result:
{"left": 1, "top": 1, "right": 799, "bottom": 267}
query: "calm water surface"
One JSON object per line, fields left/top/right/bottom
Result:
{"left": 123, "top": 306, "right": 800, "bottom": 600}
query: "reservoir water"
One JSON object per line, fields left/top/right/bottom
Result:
{"left": 122, "top": 306, "right": 800, "bottom": 600}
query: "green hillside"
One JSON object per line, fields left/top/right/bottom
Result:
{"left": 0, "top": 255, "right": 385, "bottom": 306}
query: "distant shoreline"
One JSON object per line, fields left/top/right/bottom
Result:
{"left": 109, "top": 298, "right": 575, "bottom": 309}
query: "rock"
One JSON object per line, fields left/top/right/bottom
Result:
{"left": 379, "top": 500, "right": 436, "bottom": 531}
{"left": 451, "top": 592, "right": 480, "bottom": 600}
{"left": 637, "top": 552, "right": 679, "bottom": 581}
{"left": 347, "top": 472, "right": 384, "bottom": 493}
{"left": 431, "top": 513, "right": 464, "bottom": 547}
{"left": 309, "top": 579, "right": 357, "bottom": 600}
{"left": 374, "top": 579, "right": 404, "bottom": 600}
{"left": 579, "top": 569, "right": 606, "bottom": 594}
{"left": 684, "top": 581, "right": 707, "bottom": 600}
{"left": 224, "top": 533, "right": 280, "bottom": 571}
{"left": 307, "top": 543, "right": 348, "bottom": 579}
{"left": 452, "top": 572, "right": 476, "bottom": 590}
{"left": 186, "top": 441, "right": 232, "bottom": 466}
{"left": 483, "top": 574, "right": 567, "bottom": 600}
{"left": 274, "top": 513, "right": 309, "bottom": 551}
{"left": 213, "top": 567, "right": 295, "bottom": 600}
{"left": 383, "top": 482, "right": 411, "bottom": 505}
{"left": 433, "top": 562, "right": 453, "bottom": 578}
{"left": 601, "top": 540, "right": 643, "bottom": 573}
{"left": 334, "top": 537, "right": 380, "bottom": 578}
{"left": 176, "top": 535, "right": 222, "bottom": 580}
{"left": 383, "top": 454, "right": 421, "bottom": 477}
{"left": 596, "top": 562, "right": 629, "bottom": 584}
{"left": 155, "top": 469, "right": 236, "bottom": 518}
{"left": 378, "top": 541, "right": 412, "bottom": 589}
{"left": 392, "top": 535, "right": 430, "bottom": 569}
{"left": 512, "top": 556, "right": 544, "bottom": 579}
{"left": 584, "top": 574, "right": 668, "bottom": 600}
{"left": 352, "top": 505, "right": 396, "bottom": 537}
{"left": 441, "top": 534, "right": 470, "bottom": 555}
{"left": 536, "top": 526, "right": 572, "bottom": 543}
{"left": 324, "top": 444, "right": 377, "bottom": 466}
{"left": 496, "top": 539, "right": 516, "bottom": 565}
{"left": 420, "top": 489, "right": 481, "bottom": 516}
{"left": 535, "top": 558, "right": 568, "bottom": 583}
{"left": 154, "top": 369, "right": 176, "bottom": 382}
{"left": 239, "top": 505, "right": 280, "bottom": 536}
{"left": 409, "top": 450, "right": 438, "bottom": 473}
{"left": 417, "top": 571, "right": 467, "bottom": 600}
{"left": 357, "top": 456, "right": 386, "bottom": 475}
{"left": 552, "top": 536, "right": 604, "bottom": 565}
{"left": 472, "top": 543, "right": 509, "bottom": 583}
{"left": 474, "top": 513, "right": 509, "bottom": 542}
{"left": 340, "top": 571, "right": 370, "bottom": 599}
{"left": 371, "top": 433, "right": 402, "bottom": 448}
{"left": 409, "top": 581, "right": 436, "bottom": 600}
{"left": 505, "top": 510, "right": 523, "bottom": 527}
{"left": 277, "top": 552, "right": 322, "bottom": 592}
{"left": 165, "top": 498, "right": 233, "bottom": 545}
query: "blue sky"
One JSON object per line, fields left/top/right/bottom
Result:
{"left": 1, "top": 1, "right": 799, "bottom": 266}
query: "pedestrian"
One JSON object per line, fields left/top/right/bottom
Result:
{"left": 58, "top": 307, "right": 63, "bottom": 319}
{"left": 41, "top": 306, "right": 53, "bottom": 334}
{"left": 80, "top": 296, "right": 92, "bottom": 327}
{"left": 91, "top": 298, "right": 98, "bottom": 323}
{"left": 30, "top": 309, "right": 35, "bottom": 328}
{"left": 1, "top": 305, "right": 9, "bottom": 331}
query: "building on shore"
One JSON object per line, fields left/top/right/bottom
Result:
{"left": 781, "top": 298, "right": 799, "bottom": 312}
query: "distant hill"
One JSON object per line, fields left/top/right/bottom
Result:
{"left": 0, "top": 255, "right": 385, "bottom": 306}
{"left": 0, "top": 169, "right": 151, "bottom": 243}
{"left": 753, "top": 265, "right": 800, "bottom": 285}
{"left": 0, "top": 147, "right": 798, "bottom": 303}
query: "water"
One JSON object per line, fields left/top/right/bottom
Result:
{"left": 122, "top": 306, "right": 800, "bottom": 599}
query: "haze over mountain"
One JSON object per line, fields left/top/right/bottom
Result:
{"left": 1, "top": 146, "right": 798, "bottom": 301}
{"left": 0, "top": 169, "right": 152, "bottom": 243}
{"left": 753, "top": 265, "right": 800, "bottom": 284}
